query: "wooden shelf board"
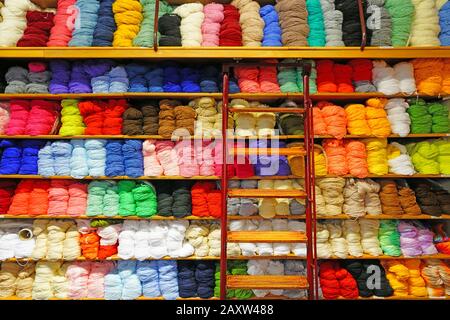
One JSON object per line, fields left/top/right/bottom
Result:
{"left": 1, "top": 47, "right": 449, "bottom": 59}
{"left": 323, "top": 174, "right": 450, "bottom": 179}
{"left": 228, "top": 255, "right": 305, "bottom": 260}
{"left": 228, "top": 215, "right": 306, "bottom": 220}
{"left": 0, "top": 92, "right": 446, "bottom": 101}
{"left": 229, "top": 107, "right": 304, "bottom": 113}
{"left": 227, "top": 231, "right": 307, "bottom": 243}
{"left": 228, "top": 189, "right": 306, "bottom": 198}
{"left": 0, "top": 175, "right": 219, "bottom": 180}
{"left": 230, "top": 147, "right": 305, "bottom": 156}
{"left": 317, "top": 214, "right": 450, "bottom": 220}
{"left": 3, "top": 255, "right": 220, "bottom": 262}
{"left": 0, "top": 214, "right": 218, "bottom": 220}
{"left": 227, "top": 275, "right": 308, "bottom": 290}
{"left": 323, "top": 253, "right": 450, "bottom": 260}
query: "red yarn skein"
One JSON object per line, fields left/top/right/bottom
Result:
{"left": 17, "top": 11, "right": 55, "bottom": 47}
{"left": 103, "top": 99, "right": 126, "bottom": 135}
{"left": 348, "top": 59, "right": 373, "bottom": 83}
{"left": 334, "top": 64, "right": 354, "bottom": 93}
{"left": 79, "top": 100, "right": 105, "bottom": 135}
{"left": 316, "top": 60, "right": 337, "bottom": 93}
{"left": 219, "top": 5, "right": 242, "bottom": 46}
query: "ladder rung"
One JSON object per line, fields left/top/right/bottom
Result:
{"left": 228, "top": 189, "right": 306, "bottom": 198}
{"left": 226, "top": 275, "right": 309, "bottom": 290}
{"left": 227, "top": 231, "right": 307, "bottom": 243}
{"left": 230, "top": 147, "right": 305, "bottom": 156}
{"left": 229, "top": 107, "right": 305, "bottom": 113}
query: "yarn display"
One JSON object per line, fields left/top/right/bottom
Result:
{"left": 173, "top": 3, "right": 204, "bottom": 47}
{"left": 342, "top": 260, "right": 393, "bottom": 297}
{"left": 378, "top": 220, "right": 402, "bottom": 256}
{"left": 335, "top": 0, "right": 364, "bottom": 47}
{"left": 69, "top": 0, "right": 100, "bottom": 47}
{"left": 348, "top": 59, "right": 376, "bottom": 93}
{"left": 260, "top": 5, "right": 282, "bottom": 47}
{"left": 48, "top": 0, "right": 77, "bottom": 46}
{"left": 365, "top": 98, "right": 392, "bottom": 137}
{"left": 0, "top": 0, "right": 38, "bottom": 47}
{"left": 132, "top": 0, "right": 167, "bottom": 47}
{"left": 372, "top": 60, "right": 400, "bottom": 95}
{"left": 322, "top": 139, "right": 348, "bottom": 175}
{"left": 393, "top": 62, "right": 416, "bottom": 94}
{"left": 275, "top": 0, "right": 309, "bottom": 46}
{"left": 421, "top": 259, "right": 450, "bottom": 297}
{"left": 383, "top": 259, "right": 427, "bottom": 297}
{"left": 158, "top": 13, "right": 182, "bottom": 46}
{"left": 112, "top": 0, "right": 143, "bottom": 47}
{"left": 219, "top": 4, "right": 242, "bottom": 46}
{"left": 364, "top": 138, "right": 389, "bottom": 175}
{"left": 385, "top": 98, "right": 411, "bottom": 137}
{"left": 439, "top": 1, "right": 450, "bottom": 45}
{"left": 407, "top": 141, "right": 440, "bottom": 174}
{"left": 320, "top": 0, "right": 344, "bottom": 46}
{"left": 92, "top": 0, "right": 116, "bottom": 47}
{"left": 17, "top": 11, "right": 54, "bottom": 47}
{"left": 367, "top": 0, "right": 392, "bottom": 46}
{"left": 232, "top": 0, "right": 263, "bottom": 47}
{"left": 387, "top": 142, "right": 415, "bottom": 175}
{"left": 385, "top": 0, "right": 414, "bottom": 47}
{"left": 319, "top": 260, "right": 358, "bottom": 299}
{"left": 410, "top": 0, "right": 440, "bottom": 47}
{"left": 412, "top": 59, "right": 445, "bottom": 95}
{"left": 306, "top": 0, "right": 326, "bottom": 46}
{"left": 201, "top": 3, "right": 224, "bottom": 47}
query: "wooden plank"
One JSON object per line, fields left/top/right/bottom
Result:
{"left": 228, "top": 255, "right": 306, "bottom": 260}
{"left": 0, "top": 175, "right": 219, "bottom": 180}
{"left": 227, "top": 214, "right": 450, "bottom": 220}
{"left": 228, "top": 189, "right": 306, "bottom": 198}
{"left": 227, "top": 275, "right": 308, "bottom": 289}
{"left": 323, "top": 254, "right": 450, "bottom": 260}
{"left": 0, "top": 214, "right": 217, "bottom": 220}
{"left": 227, "top": 231, "right": 307, "bottom": 243}
{"left": 230, "top": 147, "right": 305, "bottom": 156}
{"left": 228, "top": 215, "right": 306, "bottom": 220}
{"left": 0, "top": 135, "right": 213, "bottom": 140}
{"left": 1, "top": 47, "right": 449, "bottom": 59}
{"left": 229, "top": 107, "right": 304, "bottom": 113}
{"left": 3, "top": 255, "right": 220, "bottom": 262}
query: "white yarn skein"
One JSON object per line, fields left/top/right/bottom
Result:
{"left": 207, "top": 223, "right": 221, "bottom": 256}
{"left": 359, "top": 219, "right": 383, "bottom": 256}
{"left": 342, "top": 220, "right": 363, "bottom": 257}
{"left": 62, "top": 223, "right": 80, "bottom": 261}
{"left": 247, "top": 259, "right": 270, "bottom": 297}
{"left": 185, "top": 222, "right": 210, "bottom": 257}
{"left": 288, "top": 220, "right": 307, "bottom": 256}
{"left": 356, "top": 179, "right": 382, "bottom": 216}
{"left": 385, "top": 98, "right": 411, "bottom": 137}
{"left": 147, "top": 220, "right": 170, "bottom": 259}
{"left": 388, "top": 142, "right": 416, "bottom": 175}
{"left": 372, "top": 60, "right": 400, "bottom": 95}
{"left": 272, "top": 219, "right": 290, "bottom": 255}
{"left": 320, "top": 0, "right": 345, "bottom": 46}
{"left": 31, "top": 220, "right": 49, "bottom": 260}
{"left": 343, "top": 178, "right": 366, "bottom": 218}
{"left": 256, "top": 220, "right": 274, "bottom": 256}
{"left": 117, "top": 220, "right": 139, "bottom": 260}
{"left": 316, "top": 222, "right": 332, "bottom": 258}
{"left": 173, "top": 3, "right": 204, "bottom": 47}
{"left": 393, "top": 62, "right": 417, "bottom": 95}
{"left": 326, "top": 221, "right": 348, "bottom": 258}
{"left": 166, "top": 220, "right": 194, "bottom": 258}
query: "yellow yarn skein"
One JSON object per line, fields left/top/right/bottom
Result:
{"left": 113, "top": 0, "right": 143, "bottom": 47}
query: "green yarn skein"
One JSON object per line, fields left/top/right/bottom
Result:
{"left": 378, "top": 220, "right": 402, "bottom": 257}
{"left": 118, "top": 180, "right": 137, "bottom": 216}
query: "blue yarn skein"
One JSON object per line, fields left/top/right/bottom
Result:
{"left": 136, "top": 261, "right": 161, "bottom": 298}
{"left": 260, "top": 5, "right": 282, "bottom": 47}
{"left": 92, "top": 76, "right": 110, "bottom": 93}
{"left": 181, "top": 67, "right": 201, "bottom": 93}
{"left": 126, "top": 63, "right": 150, "bottom": 92}
{"left": 439, "top": 2, "right": 450, "bottom": 46}
{"left": 0, "top": 140, "right": 22, "bottom": 174}
{"left": 195, "top": 261, "right": 215, "bottom": 299}
{"left": 249, "top": 140, "right": 291, "bottom": 176}
{"left": 105, "top": 140, "right": 125, "bottom": 177}
{"left": 85, "top": 139, "right": 107, "bottom": 177}
{"left": 177, "top": 261, "right": 198, "bottom": 298}
{"left": 69, "top": 0, "right": 101, "bottom": 47}
{"left": 163, "top": 64, "right": 182, "bottom": 92}
{"left": 104, "top": 269, "right": 123, "bottom": 300}
{"left": 38, "top": 142, "right": 55, "bottom": 176}
{"left": 70, "top": 139, "right": 89, "bottom": 179}
{"left": 51, "top": 141, "right": 73, "bottom": 176}
{"left": 145, "top": 67, "right": 164, "bottom": 92}
{"left": 92, "top": 0, "right": 116, "bottom": 47}
{"left": 157, "top": 260, "right": 179, "bottom": 300}
{"left": 123, "top": 140, "right": 144, "bottom": 178}
{"left": 19, "top": 140, "right": 45, "bottom": 175}
{"left": 199, "top": 65, "right": 219, "bottom": 93}
{"left": 108, "top": 66, "right": 129, "bottom": 93}
{"left": 117, "top": 260, "right": 142, "bottom": 300}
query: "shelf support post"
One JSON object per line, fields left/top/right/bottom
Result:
{"left": 357, "top": 0, "right": 367, "bottom": 51}
{"left": 153, "top": 0, "right": 160, "bottom": 52}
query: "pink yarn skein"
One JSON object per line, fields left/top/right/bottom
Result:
{"left": 155, "top": 141, "right": 180, "bottom": 176}
{"left": 67, "top": 182, "right": 88, "bottom": 216}
{"left": 87, "top": 262, "right": 114, "bottom": 298}
{"left": 5, "top": 100, "right": 30, "bottom": 135}
{"left": 259, "top": 62, "right": 281, "bottom": 93}
{"left": 175, "top": 140, "right": 200, "bottom": 178}
{"left": 0, "top": 102, "right": 10, "bottom": 135}
{"left": 28, "top": 62, "right": 47, "bottom": 73}
{"left": 201, "top": 3, "right": 225, "bottom": 46}
{"left": 25, "top": 100, "right": 60, "bottom": 136}
{"left": 142, "top": 139, "right": 163, "bottom": 176}
{"left": 66, "top": 262, "right": 91, "bottom": 299}
{"left": 48, "top": 180, "right": 70, "bottom": 216}
{"left": 47, "top": 0, "right": 78, "bottom": 47}
{"left": 196, "top": 140, "right": 216, "bottom": 176}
